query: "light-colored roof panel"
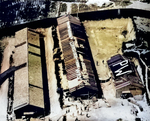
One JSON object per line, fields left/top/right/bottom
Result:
{"left": 13, "top": 66, "right": 29, "bottom": 109}
{"left": 29, "top": 86, "right": 44, "bottom": 108}
{"left": 28, "top": 51, "right": 43, "bottom": 88}
{"left": 14, "top": 43, "right": 28, "bottom": 67}
{"left": 13, "top": 35, "right": 29, "bottom": 109}
{"left": 15, "top": 28, "right": 28, "bottom": 46}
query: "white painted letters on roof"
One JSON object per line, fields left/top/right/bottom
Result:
{"left": 114, "top": 60, "right": 132, "bottom": 76}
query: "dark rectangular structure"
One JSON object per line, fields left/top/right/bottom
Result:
{"left": 107, "top": 54, "right": 133, "bottom": 78}
{"left": 107, "top": 54, "right": 144, "bottom": 98}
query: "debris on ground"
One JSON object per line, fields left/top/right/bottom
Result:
{"left": 128, "top": 99, "right": 143, "bottom": 111}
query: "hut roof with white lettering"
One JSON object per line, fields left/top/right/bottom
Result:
{"left": 107, "top": 54, "right": 144, "bottom": 90}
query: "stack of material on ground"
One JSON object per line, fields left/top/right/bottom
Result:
{"left": 57, "top": 15, "right": 98, "bottom": 96}
{"left": 13, "top": 28, "right": 44, "bottom": 118}
{"left": 107, "top": 54, "right": 144, "bottom": 98}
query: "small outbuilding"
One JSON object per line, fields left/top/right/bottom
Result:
{"left": 107, "top": 54, "right": 144, "bottom": 98}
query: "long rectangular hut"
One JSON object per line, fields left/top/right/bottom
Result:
{"left": 57, "top": 15, "right": 98, "bottom": 96}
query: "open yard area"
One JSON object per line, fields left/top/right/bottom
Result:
{"left": 83, "top": 18, "right": 136, "bottom": 80}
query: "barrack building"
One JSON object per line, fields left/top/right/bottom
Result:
{"left": 57, "top": 15, "right": 98, "bottom": 96}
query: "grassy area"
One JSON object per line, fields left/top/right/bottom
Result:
{"left": 83, "top": 18, "right": 135, "bottom": 79}
{"left": 83, "top": 18, "right": 135, "bottom": 60}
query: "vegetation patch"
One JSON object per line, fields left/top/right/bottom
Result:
{"left": 71, "top": 4, "right": 78, "bottom": 14}
{"left": 59, "top": 3, "right": 67, "bottom": 12}
{"left": 79, "top": 4, "right": 89, "bottom": 12}
{"left": 83, "top": 18, "right": 135, "bottom": 79}
{"left": 83, "top": 18, "right": 135, "bottom": 60}
{"left": 50, "top": 1, "right": 57, "bottom": 12}
{"left": 71, "top": 3, "right": 101, "bottom": 14}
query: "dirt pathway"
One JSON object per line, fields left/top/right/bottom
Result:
{"left": 66, "top": 3, "right": 72, "bottom": 14}
{"left": 56, "top": 2, "right": 60, "bottom": 17}
{"left": 0, "top": 38, "right": 15, "bottom": 121}
{"left": 44, "top": 27, "right": 62, "bottom": 117}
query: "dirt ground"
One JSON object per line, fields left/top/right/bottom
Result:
{"left": 43, "top": 27, "right": 62, "bottom": 118}
{"left": 83, "top": 18, "right": 136, "bottom": 80}
{"left": 101, "top": 79, "right": 116, "bottom": 99}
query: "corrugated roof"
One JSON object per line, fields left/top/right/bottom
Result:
{"left": 57, "top": 15, "right": 98, "bottom": 93}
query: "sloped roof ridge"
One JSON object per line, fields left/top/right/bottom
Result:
{"left": 68, "top": 14, "right": 79, "bottom": 21}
